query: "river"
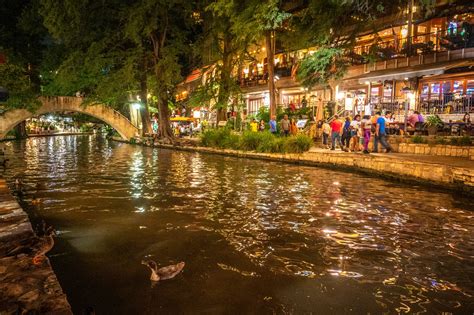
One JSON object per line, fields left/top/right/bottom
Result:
{"left": 3, "top": 135, "right": 474, "bottom": 314}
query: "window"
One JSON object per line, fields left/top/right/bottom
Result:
{"left": 453, "top": 81, "right": 464, "bottom": 95}
{"left": 430, "top": 82, "right": 440, "bottom": 100}
{"left": 382, "top": 85, "right": 392, "bottom": 102}
{"left": 421, "top": 84, "right": 429, "bottom": 101}
{"left": 370, "top": 86, "right": 380, "bottom": 103}
{"left": 442, "top": 81, "right": 451, "bottom": 94}
{"left": 467, "top": 80, "right": 474, "bottom": 95}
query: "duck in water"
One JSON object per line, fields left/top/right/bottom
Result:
{"left": 8, "top": 226, "right": 56, "bottom": 265}
{"left": 141, "top": 260, "right": 185, "bottom": 282}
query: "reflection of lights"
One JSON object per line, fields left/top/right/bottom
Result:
{"left": 333, "top": 181, "right": 340, "bottom": 186}
{"left": 134, "top": 207, "right": 145, "bottom": 213}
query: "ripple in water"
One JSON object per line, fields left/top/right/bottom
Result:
{"left": 3, "top": 135, "right": 474, "bottom": 314}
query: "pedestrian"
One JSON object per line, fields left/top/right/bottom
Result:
{"left": 322, "top": 120, "right": 331, "bottom": 149}
{"left": 250, "top": 119, "right": 258, "bottom": 132}
{"left": 361, "top": 115, "right": 372, "bottom": 154}
{"left": 301, "top": 96, "right": 308, "bottom": 108}
{"left": 341, "top": 117, "right": 351, "bottom": 149}
{"left": 259, "top": 119, "right": 266, "bottom": 132}
{"left": 189, "top": 122, "right": 194, "bottom": 138}
{"left": 349, "top": 114, "right": 361, "bottom": 152}
{"left": 290, "top": 118, "right": 298, "bottom": 135}
{"left": 374, "top": 111, "right": 392, "bottom": 153}
{"left": 330, "top": 115, "right": 343, "bottom": 151}
{"left": 280, "top": 114, "right": 290, "bottom": 136}
{"left": 269, "top": 115, "right": 277, "bottom": 134}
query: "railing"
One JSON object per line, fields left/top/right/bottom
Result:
{"left": 351, "top": 25, "right": 473, "bottom": 64}
{"left": 419, "top": 96, "right": 474, "bottom": 114}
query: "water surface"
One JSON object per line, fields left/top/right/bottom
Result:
{"left": 4, "top": 135, "right": 474, "bottom": 314}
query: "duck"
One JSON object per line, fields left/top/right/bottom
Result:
{"left": 8, "top": 226, "right": 56, "bottom": 265}
{"left": 141, "top": 260, "right": 185, "bottom": 282}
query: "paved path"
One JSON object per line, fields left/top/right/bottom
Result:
{"left": 0, "top": 179, "right": 71, "bottom": 314}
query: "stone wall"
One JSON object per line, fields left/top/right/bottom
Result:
{"left": 398, "top": 143, "right": 474, "bottom": 159}
{"left": 0, "top": 179, "right": 72, "bottom": 314}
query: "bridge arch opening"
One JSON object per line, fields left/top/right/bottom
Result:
{"left": 0, "top": 97, "right": 139, "bottom": 140}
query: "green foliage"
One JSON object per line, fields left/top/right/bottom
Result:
{"left": 286, "top": 134, "right": 313, "bottom": 153}
{"left": 411, "top": 136, "right": 426, "bottom": 144}
{"left": 0, "top": 63, "right": 41, "bottom": 111}
{"left": 450, "top": 136, "right": 472, "bottom": 146}
{"left": 424, "top": 115, "right": 444, "bottom": 128}
{"left": 434, "top": 137, "right": 447, "bottom": 145}
{"left": 200, "top": 129, "right": 313, "bottom": 153}
{"left": 458, "top": 136, "right": 473, "bottom": 146}
{"left": 297, "top": 47, "right": 347, "bottom": 87}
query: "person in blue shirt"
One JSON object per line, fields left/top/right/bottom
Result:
{"left": 269, "top": 116, "right": 277, "bottom": 134}
{"left": 374, "top": 111, "right": 392, "bottom": 153}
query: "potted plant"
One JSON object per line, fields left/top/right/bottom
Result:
{"left": 424, "top": 115, "right": 443, "bottom": 136}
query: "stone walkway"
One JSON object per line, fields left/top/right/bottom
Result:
{"left": 0, "top": 179, "right": 71, "bottom": 314}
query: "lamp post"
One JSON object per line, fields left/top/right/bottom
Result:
{"left": 401, "top": 86, "right": 412, "bottom": 133}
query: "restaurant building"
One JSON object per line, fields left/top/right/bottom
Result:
{"left": 178, "top": 1, "right": 474, "bottom": 121}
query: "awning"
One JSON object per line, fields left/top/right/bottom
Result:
{"left": 184, "top": 65, "right": 213, "bottom": 83}
{"left": 352, "top": 59, "right": 474, "bottom": 84}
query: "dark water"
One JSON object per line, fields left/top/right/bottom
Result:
{"left": 3, "top": 135, "right": 474, "bottom": 314}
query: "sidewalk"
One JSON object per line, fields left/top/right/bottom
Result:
{"left": 0, "top": 179, "right": 71, "bottom": 314}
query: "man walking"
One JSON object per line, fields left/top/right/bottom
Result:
{"left": 269, "top": 115, "right": 277, "bottom": 134}
{"left": 374, "top": 111, "right": 392, "bottom": 153}
{"left": 330, "top": 115, "right": 343, "bottom": 150}
{"left": 280, "top": 114, "right": 290, "bottom": 136}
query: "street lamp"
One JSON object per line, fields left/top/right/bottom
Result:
{"left": 401, "top": 86, "right": 412, "bottom": 133}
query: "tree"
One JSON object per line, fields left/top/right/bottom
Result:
{"left": 228, "top": 0, "right": 291, "bottom": 118}
{"left": 294, "top": 0, "right": 437, "bottom": 90}
{"left": 123, "top": 0, "right": 201, "bottom": 140}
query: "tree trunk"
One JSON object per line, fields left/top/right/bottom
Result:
{"left": 157, "top": 93, "right": 174, "bottom": 140}
{"left": 266, "top": 30, "right": 276, "bottom": 117}
{"left": 14, "top": 121, "right": 27, "bottom": 139}
{"left": 216, "top": 32, "right": 232, "bottom": 125}
{"left": 139, "top": 56, "right": 151, "bottom": 136}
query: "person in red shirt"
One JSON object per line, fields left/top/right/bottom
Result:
{"left": 330, "top": 115, "right": 343, "bottom": 150}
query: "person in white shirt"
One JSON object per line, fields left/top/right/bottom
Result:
{"left": 322, "top": 121, "right": 331, "bottom": 149}
{"left": 349, "top": 114, "right": 361, "bottom": 152}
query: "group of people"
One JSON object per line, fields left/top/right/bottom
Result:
{"left": 249, "top": 115, "right": 299, "bottom": 136}
{"left": 321, "top": 112, "right": 394, "bottom": 154}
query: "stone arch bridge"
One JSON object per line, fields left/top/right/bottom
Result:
{"left": 0, "top": 96, "right": 139, "bottom": 140}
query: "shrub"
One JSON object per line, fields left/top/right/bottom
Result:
{"left": 449, "top": 137, "right": 459, "bottom": 146}
{"left": 285, "top": 134, "right": 313, "bottom": 153}
{"left": 256, "top": 132, "right": 281, "bottom": 153}
{"left": 200, "top": 128, "right": 230, "bottom": 148}
{"left": 458, "top": 136, "right": 472, "bottom": 146}
{"left": 434, "top": 137, "right": 447, "bottom": 145}
{"left": 411, "top": 135, "right": 426, "bottom": 144}
{"left": 240, "top": 131, "right": 266, "bottom": 151}
{"left": 200, "top": 129, "right": 313, "bottom": 153}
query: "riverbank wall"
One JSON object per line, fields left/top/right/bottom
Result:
{"left": 0, "top": 179, "right": 72, "bottom": 314}
{"left": 113, "top": 137, "right": 474, "bottom": 195}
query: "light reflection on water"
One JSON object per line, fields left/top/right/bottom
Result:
{"left": 3, "top": 135, "right": 474, "bottom": 314}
